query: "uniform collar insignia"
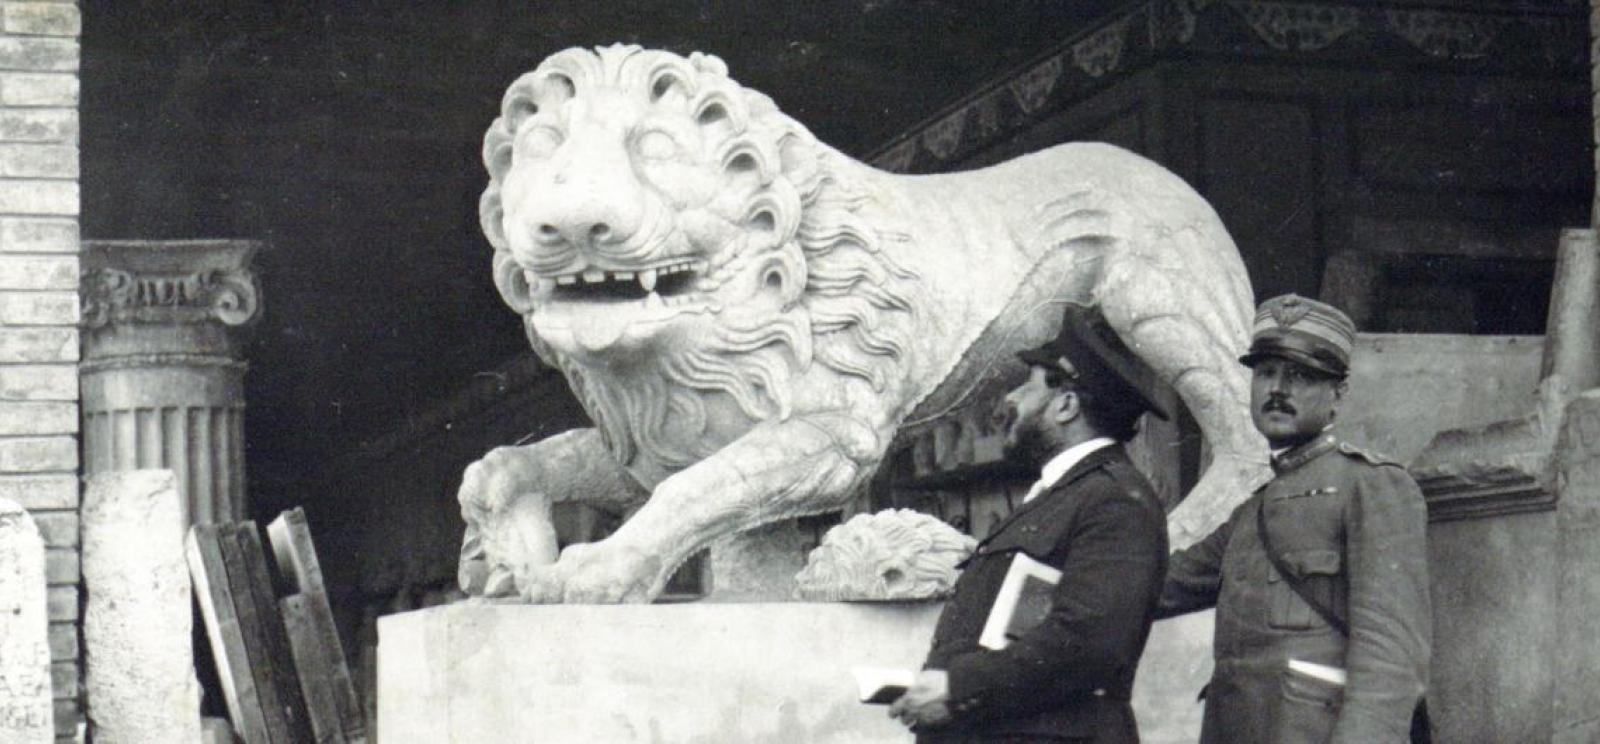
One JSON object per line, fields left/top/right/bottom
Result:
{"left": 1271, "top": 432, "right": 1338, "bottom": 475}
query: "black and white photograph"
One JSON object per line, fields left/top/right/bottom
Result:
{"left": 0, "top": 1, "right": 1590, "bottom": 742}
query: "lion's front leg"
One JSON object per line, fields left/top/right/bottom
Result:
{"left": 457, "top": 428, "right": 646, "bottom": 597}
{"left": 519, "top": 411, "right": 887, "bottom": 604}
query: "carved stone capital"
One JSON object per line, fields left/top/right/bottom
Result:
{"left": 81, "top": 240, "right": 263, "bottom": 330}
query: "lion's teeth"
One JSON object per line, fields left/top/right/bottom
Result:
{"left": 582, "top": 269, "right": 605, "bottom": 283}
{"left": 556, "top": 275, "right": 577, "bottom": 286}
{"left": 644, "top": 291, "right": 664, "bottom": 309}
{"left": 614, "top": 271, "right": 634, "bottom": 280}
{"left": 639, "top": 269, "right": 658, "bottom": 292}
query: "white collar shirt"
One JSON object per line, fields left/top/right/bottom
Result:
{"left": 1021, "top": 437, "right": 1116, "bottom": 504}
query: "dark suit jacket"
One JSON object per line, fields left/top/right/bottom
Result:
{"left": 918, "top": 444, "right": 1169, "bottom": 744}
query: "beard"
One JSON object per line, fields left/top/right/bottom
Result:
{"left": 1001, "top": 412, "right": 1055, "bottom": 471}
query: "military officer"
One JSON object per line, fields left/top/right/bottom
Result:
{"left": 1158, "top": 294, "right": 1431, "bottom": 744}
{"left": 890, "top": 304, "right": 1171, "bottom": 744}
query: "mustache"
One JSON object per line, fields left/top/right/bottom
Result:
{"left": 1262, "top": 396, "right": 1296, "bottom": 415}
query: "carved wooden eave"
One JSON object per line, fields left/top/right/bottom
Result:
{"left": 864, "top": 0, "right": 1587, "bottom": 173}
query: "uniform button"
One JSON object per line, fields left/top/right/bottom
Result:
{"left": 1093, "top": 689, "right": 1106, "bottom": 697}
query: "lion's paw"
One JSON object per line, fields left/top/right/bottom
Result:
{"left": 517, "top": 541, "right": 664, "bottom": 604}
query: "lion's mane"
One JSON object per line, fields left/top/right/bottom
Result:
{"left": 479, "top": 45, "right": 919, "bottom": 469}
{"left": 794, "top": 509, "right": 976, "bottom": 601}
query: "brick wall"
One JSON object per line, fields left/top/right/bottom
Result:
{"left": 0, "top": 2, "right": 79, "bottom": 740}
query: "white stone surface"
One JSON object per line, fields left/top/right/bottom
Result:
{"left": 0, "top": 497, "right": 52, "bottom": 741}
{"left": 82, "top": 470, "right": 201, "bottom": 744}
{"left": 459, "top": 44, "right": 1268, "bottom": 604}
{"left": 379, "top": 601, "right": 1213, "bottom": 744}
{"left": 379, "top": 602, "right": 941, "bottom": 743}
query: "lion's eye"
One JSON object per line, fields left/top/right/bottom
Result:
{"left": 636, "top": 130, "right": 678, "bottom": 160}
{"left": 519, "top": 126, "right": 563, "bottom": 159}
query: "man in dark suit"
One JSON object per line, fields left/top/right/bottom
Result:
{"left": 1157, "top": 294, "right": 1430, "bottom": 744}
{"left": 889, "top": 304, "right": 1171, "bottom": 744}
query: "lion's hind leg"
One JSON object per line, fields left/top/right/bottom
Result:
{"left": 1093, "top": 252, "right": 1271, "bottom": 548}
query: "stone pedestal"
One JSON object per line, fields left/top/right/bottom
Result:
{"left": 0, "top": 498, "right": 54, "bottom": 742}
{"left": 82, "top": 471, "right": 201, "bottom": 744}
{"left": 377, "top": 601, "right": 1212, "bottom": 744}
{"left": 80, "top": 240, "right": 262, "bottom": 526}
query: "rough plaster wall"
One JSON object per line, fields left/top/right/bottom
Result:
{"left": 0, "top": 2, "right": 83, "bottom": 740}
{"left": 1338, "top": 333, "right": 1545, "bottom": 462}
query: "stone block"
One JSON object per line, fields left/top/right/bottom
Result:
{"left": 381, "top": 600, "right": 1214, "bottom": 744}
{"left": 0, "top": 37, "right": 74, "bottom": 71}
{"left": 45, "top": 621, "right": 72, "bottom": 661}
{"left": 31, "top": 510, "right": 72, "bottom": 548}
{"left": 48, "top": 661, "right": 74, "bottom": 700}
{"left": 0, "top": 498, "right": 54, "bottom": 742}
{"left": 49, "top": 698, "right": 74, "bottom": 737}
{"left": 0, "top": 473, "right": 74, "bottom": 509}
{"left": 0, "top": 365, "right": 76, "bottom": 400}
{"left": 0, "top": 255, "right": 72, "bottom": 289}
{"left": 0, "top": 292, "right": 77, "bottom": 323}
{"left": 1, "top": 4, "right": 81, "bottom": 37}
{"left": 83, "top": 471, "right": 201, "bottom": 744}
{"left": 0, "top": 72, "right": 75, "bottom": 106}
{"left": 0, "top": 436, "right": 74, "bottom": 471}
{"left": 379, "top": 602, "right": 940, "bottom": 744}
{"left": 0, "top": 144, "right": 74, "bottom": 178}
{"left": 43, "top": 584, "right": 69, "bottom": 621}
{"left": 0, "top": 217, "right": 77, "bottom": 253}
{"left": 44, "top": 547, "right": 74, "bottom": 583}
{"left": 0, "top": 108, "right": 73, "bottom": 143}
{"left": 0, "top": 401, "right": 75, "bottom": 434}
{"left": 0, "top": 181, "right": 75, "bottom": 215}
{"left": 0, "top": 328, "right": 76, "bottom": 363}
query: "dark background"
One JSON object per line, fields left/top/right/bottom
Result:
{"left": 79, "top": 0, "right": 1129, "bottom": 512}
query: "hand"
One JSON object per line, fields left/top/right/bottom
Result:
{"left": 887, "top": 670, "right": 952, "bottom": 729}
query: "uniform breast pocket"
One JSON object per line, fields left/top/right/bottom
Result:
{"left": 1268, "top": 548, "right": 1342, "bottom": 630}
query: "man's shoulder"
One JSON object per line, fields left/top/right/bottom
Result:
{"left": 1332, "top": 440, "right": 1405, "bottom": 469}
{"left": 1055, "top": 450, "right": 1163, "bottom": 522}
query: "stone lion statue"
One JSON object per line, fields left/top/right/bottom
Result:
{"left": 457, "top": 44, "right": 1268, "bottom": 603}
{"left": 794, "top": 509, "right": 976, "bottom": 602}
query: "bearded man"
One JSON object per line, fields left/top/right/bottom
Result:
{"left": 1157, "top": 294, "right": 1431, "bottom": 744}
{"left": 889, "top": 305, "right": 1170, "bottom": 744}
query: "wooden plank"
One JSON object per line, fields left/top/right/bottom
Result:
{"left": 218, "top": 524, "right": 295, "bottom": 744}
{"left": 233, "top": 522, "right": 315, "bottom": 744}
{"left": 267, "top": 508, "right": 367, "bottom": 743}
{"left": 266, "top": 508, "right": 324, "bottom": 595}
{"left": 282, "top": 595, "right": 347, "bottom": 744}
{"left": 185, "top": 525, "right": 271, "bottom": 744}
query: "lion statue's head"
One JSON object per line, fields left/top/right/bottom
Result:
{"left": 794, "top": 509, "right": 976, "bottom": 602}
{"left": 481, "top": 45, "right": 917, "bottom": 478}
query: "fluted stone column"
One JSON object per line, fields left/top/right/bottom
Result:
{"left": 80, "top": 241, "right": 262, "bottom": 526}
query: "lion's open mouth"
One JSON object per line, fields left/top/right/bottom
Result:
{"left": 546, "top": 259, "right": 703, "bottom": 305}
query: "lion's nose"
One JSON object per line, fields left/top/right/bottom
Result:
{"left": 536, "top": 219, "right": 614, "bottom": 247}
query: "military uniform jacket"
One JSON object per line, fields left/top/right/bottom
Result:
{"left": 919, "top": 445, "right": 1168, "bottom": 744}
{"left": 1158, "top": 433, "right": 1431, "bottom": 744}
